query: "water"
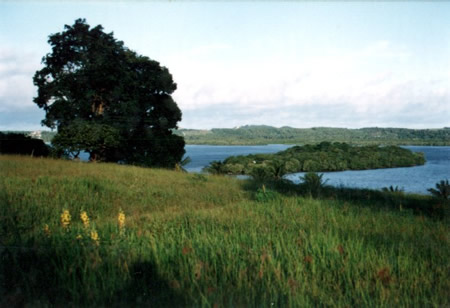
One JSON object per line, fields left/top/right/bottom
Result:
{"left": 76, "top": 144, "right": 292, "bottom": 165}
{"left": 183, "top": 145, "right": 449, "bottom": 195}
{"left": 183, "top": 144, "right": 293, "bottom": 173}
{"left": 78, "top": 144, "right": 448, "bottom": 194}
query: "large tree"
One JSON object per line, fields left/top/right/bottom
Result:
{"left": 33, "top": 19, "right": 185, "bottom": 167}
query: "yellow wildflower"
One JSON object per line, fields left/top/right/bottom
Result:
{"left": 43, "top": 224, "right": 51, "bottom": 237}
{"left": 118, "top": 209, "right": 126, "bottom": 230}
{"left": 80, "top": 210, "right": 90, "bottom": 228}
{"left": 76, "top": 234, "right": 83, "bottom": 240}
{"left": 60, "top": 209, "right": 71, "bottom": 229}
{"left": 90, "top": 230, "right": 100, "bottom": 246}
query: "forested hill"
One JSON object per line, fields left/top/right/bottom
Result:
{"left": 4, "top": 126, "right": 449, "bottom": 145}
{"left": 176, "top": 126, "right": 450, "bottom": 145}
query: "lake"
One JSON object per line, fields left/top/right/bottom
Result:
{"left": 184, "top": 145, "right": 450, "bottom": 194}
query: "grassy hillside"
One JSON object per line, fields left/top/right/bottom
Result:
{"left": 1, "top": 155, "right": 449, "bottom": 306}
{"left": 177, "top": 125, "right": 450, "bottom": 145}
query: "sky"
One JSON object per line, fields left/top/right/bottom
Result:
{"left": 1, "top": 1, "right": 449, "bottom": 130}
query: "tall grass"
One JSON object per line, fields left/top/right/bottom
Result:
{"left": 1, "top": 155, "right": 449, "bottom": 306}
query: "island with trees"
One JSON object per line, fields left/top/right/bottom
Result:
{"left": 204, "top": 142, "right": 426, "bottom": 178}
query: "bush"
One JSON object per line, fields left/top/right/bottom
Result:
{"left": 203, "top": 161, "right": 226, "bottom": 175}
{"left": 299, "top": 172, "right": 328, "bottom": 198}
{"left": 250, "top": 166, "right": 274, "bottom": 181}
{"left": 0, "top": 132, "right": 49, "bottom": 157}
{"left": 428, "top": 179, "right": 450, "bottom": 200}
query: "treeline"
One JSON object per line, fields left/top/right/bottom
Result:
{"left": 177, "top": 125, "right": 450, "bottom": 145}
{"left": 0, "top": 132, "right": 50, "bottom": 157}
{"left": 204, "top": 142, "right": 426, "bottom": 176}
{"left": 6, "top": 126, "right": 449, "bottom": 146}
{"left": 0, "top": 131, "right": 56, "bottom": 143}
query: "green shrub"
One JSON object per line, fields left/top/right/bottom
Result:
{"left": 428, "top": 179, "right": 450, "bottom": 200}
{"left": 250, "top": 166, "right": 274, "bottom": 181}
{"left": 203, "top": 160, "right": 226, "bottom": 174}
{"left": 299, "top": 172, "right": 328, "bottom": 198}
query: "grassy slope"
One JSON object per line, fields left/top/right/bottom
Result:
{"left": 0, "top": 155, "right": 449, "bottom": 307}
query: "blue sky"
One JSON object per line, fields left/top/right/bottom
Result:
{"left": 1, "top": 1, "right": 449, "bottom": 130}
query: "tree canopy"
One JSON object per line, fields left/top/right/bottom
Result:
{"left": 33, "top": 18, "right": 185, "bottom": 167}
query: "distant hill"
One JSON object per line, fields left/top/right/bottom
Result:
{"left": 4, "top": 126, "right": 449, "bottom": 146}
{"left": 176, "top": 125, "right": 450, "bottom": 145}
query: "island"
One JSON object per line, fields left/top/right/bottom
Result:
{"left": 204, "top": 142, "right": 426, "bottom": 177}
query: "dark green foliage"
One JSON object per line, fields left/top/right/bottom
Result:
{"left": 51, "top": 120, "right": 121, "bottom": 160}
{"left": 33, "top": 19, "right": 184, "bottom": 167}
{"left": 269, "top": 159, "right": 288, "bottom": 180}
{"left": 0, "top": 132, "right": 49, "bottom": 157}
{"left": 249, "top": 166, "right": 275, "bottom": 181}
{"left": 247, "top": 160, "right": 288, "bottom": 181}
{"left": 428, "top": 180, "right": 450, "bottom": 200}
{"left": 203, "top": 160, "right": 226, "bottom": 175}
{"left": 176, "top": 125, "right": 450, "bottom": 146}
{"left": 206, "top": 142, "right": 426, "bottom": 175}
{"left": 382, "top": 186, "right": 404, "bottom": 193}
{"left": 299, "top": 172, "right": 328, "bottom": 198}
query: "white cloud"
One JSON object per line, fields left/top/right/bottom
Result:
{"left": 0, "top": 46, "right": 40, "bottom": 111}
{"left": 1, "top": 39, "right": 448, "bottom": 130}
{"left": 166, "top": 40, "right": 449, "bottom": 128}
